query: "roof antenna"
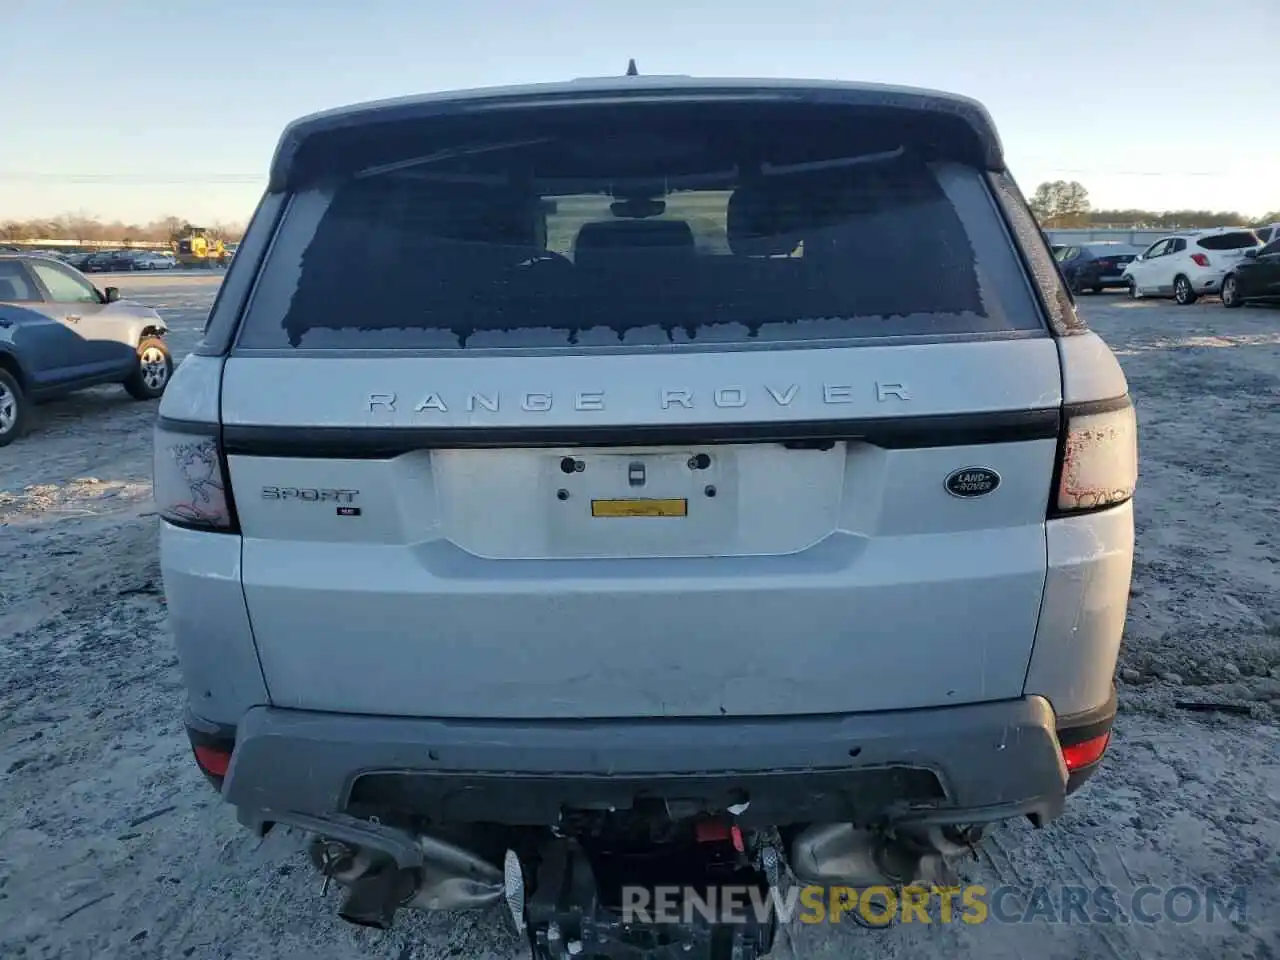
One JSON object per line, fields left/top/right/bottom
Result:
{"left": 626, "top": 58, "right": 638, "bottom": 77}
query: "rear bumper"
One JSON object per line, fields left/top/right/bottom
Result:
{"left": 199, "top": 691, "right": 1115, "bottom": 833}
{"left": 1192, "top": 270, "right": 1226, "bottom": 292}
{"left": 1076, "top": 268, "right": 1129, "bottom": 288}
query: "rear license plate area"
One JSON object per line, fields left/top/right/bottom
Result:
{"left": 591, "top": 498, "right": 688, "bottom": 518}
{"left": 548, "top": 448, "right": 735, "bottom": 555}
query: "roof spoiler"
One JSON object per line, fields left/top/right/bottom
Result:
{"left": 265, "top": 78, "right": 1006, "bottom": 191}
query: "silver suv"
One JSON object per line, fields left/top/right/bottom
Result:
{"left": 1, "top": 254, "right": 172, "bottom": 444}
{"left": 155, "top": 76, "right": 1137, "bottom": 953}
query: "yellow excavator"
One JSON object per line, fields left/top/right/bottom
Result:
{"left": 171, "top": 229, "right": 227, "bottom": 268}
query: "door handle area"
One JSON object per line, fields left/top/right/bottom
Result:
{"left": 65, "top": 315, "right": 80, "bottom": 323}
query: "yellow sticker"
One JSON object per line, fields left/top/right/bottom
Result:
{"left": 591, "top": 498, "right": 688, "bottom": 518}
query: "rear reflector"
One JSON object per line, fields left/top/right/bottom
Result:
{"left": 1061, "top": 732, "right": 1110, "bottom": 771}
{"left": 193, "top": 744, "right": 232, "bottom": 777}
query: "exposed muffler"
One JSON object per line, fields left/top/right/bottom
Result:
{"left": 788, "top": 823, "right": 966, "bottom": 888}
{"left": 308, "top": 827, "right": 505, "bottom": 929}
{"left": 337, "top": 865, "right": 419, "bottom": 929}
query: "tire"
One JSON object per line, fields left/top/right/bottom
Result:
{"left": 0, "top": 367, "right": 27, "bottom": 447}
{"left": 1091, "top": 285, "right": 1104, "bottom": 294}
{"left": 1173, "top": 275, "right": 1198, "bottom": 305}
{"left": 123, "top": 337, "right": 173, "bottom": 400}
{"left": 1221, "top": 274, "right": 1243, "bottom": 308}
{"left": 1127, "top": 277, "right": 1141, "bottom": 299}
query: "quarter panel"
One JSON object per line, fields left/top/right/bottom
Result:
{"left": 160, "top": 522, "right": 269, "bottom": 724}
{"left": 157, "top": 353, "right": 224, "bottom": 422}
{"left": 1058, "top": 331, "right": 1129, "bottom": 404}
{"left": 1023, "top": 502, "right": 1134, "bottom": 717}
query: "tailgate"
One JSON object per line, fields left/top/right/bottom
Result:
{"left": 224, "top": 341, "right": 1062, "bottom": 720}
{"left": 220, "top": 92, "right": 1064, "bottom": 720}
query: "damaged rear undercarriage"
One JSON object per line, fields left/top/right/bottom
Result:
{"left": 264, "top": 803, "right": 988, "bottom": 960}
{"left": 218, "top": 697, "right": 1080, "bottom": 957}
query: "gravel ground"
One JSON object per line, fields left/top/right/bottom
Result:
{"left": 1, "top": 275, "right": 1277, "bottom": 960}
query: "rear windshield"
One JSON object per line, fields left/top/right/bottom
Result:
{"left": 0, "top": 261, "right": 40, "bottom": 301}
{"left": 237, "top": 108, "right": 1044, "bottom": 351}
{"left": 1197, "top": 231, "right": 1260, "bottom": 251}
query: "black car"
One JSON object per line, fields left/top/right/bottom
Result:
{"left": 82, "top": 250, "right": 137, "bottom": 272}
{"left": 1055, "top": 243, "right": 1142, "bottom": 293}
{"left": 1222, "top": 239, "right": 1280, "bottom": 308}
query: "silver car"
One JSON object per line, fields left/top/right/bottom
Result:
{"left": 154, "top": 76, "right": 1137, "bottom": 952}
{"left": 0, "top": 255, "right": 172, "bottom": 444}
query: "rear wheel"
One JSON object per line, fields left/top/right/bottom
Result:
{"left": 123, "top": 337, "right": 173, "bottom": 400}
{"left": 0, "top": 368, "right": 28, "bottom": 447}
{"left": 1173, "top": 275, "right": 1197, "bottom": 305}
{"left": 1221, "top": 275, "right": 1243, "bottom": 308}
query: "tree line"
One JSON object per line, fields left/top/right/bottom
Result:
{"left": 0, "top": 214, "right": 245, "bottom": 245}
{"left": 4, "top": 187, "right": 1277, "bottom": 243}
{"left": 1028, "top": 180, "right": 1278, "bottom": 231}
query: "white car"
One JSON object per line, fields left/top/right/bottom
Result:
{"left": 1253, "top": 223, "right": 1280, "bottom": 245}
{"left": 1123, "top": 227, "right": 1262, "bottom": 304}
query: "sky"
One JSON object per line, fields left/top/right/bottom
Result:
{"left": 2, "top": 0, "right": 1277, "bottom": 226}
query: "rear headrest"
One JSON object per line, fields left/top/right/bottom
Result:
{"left": 574, "top": 219, "right": 695, "bottom": 265}
{"left": 728, "top": 153, "right": 923, "bottom": 256}
{"left": 363, "top": 181, "right": 543, "bottom": 248}
{"left": 726, "top": 183, "right": 805, "bottom": 257}
{"left": 0, "top": 278, "right": 19, "bottom": 300}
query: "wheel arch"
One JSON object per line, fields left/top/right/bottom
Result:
{"left": 0, "top": 347, "right": 30, "bottom": 391}
{"left": 128, "top": 317, "right": 169, "bottom": 348}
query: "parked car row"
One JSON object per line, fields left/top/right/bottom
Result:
{"left": 0, "top": 248, "right": 177, "bottom": 272}
{"left": 1053, "top": 226, "right": 1280, "bottom": 308}
{"left": 1122, "top": 227, "right": 1272, "bottom": 306}
{"left": 68, "top": 249, "right": 177, "bottom": 272}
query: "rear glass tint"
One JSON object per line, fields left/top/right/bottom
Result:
{"left": 1197, "top": 231, "right": 1260, "bottom": 251}
{"left": 237, "top": 109, "right": 1044, "bottom": 351}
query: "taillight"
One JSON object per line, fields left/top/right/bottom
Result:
{"left": 1062, "top": 732, "right": 1110, "bottom": 771}
{"left": 193, "top": 743, "right": 232, "bottom": 777}
{"left": 153, "top": 421, "right": 238, "bottom": 532}
{"left": 1053, "top": 400, "right": 1138, "bottom": 516}
{"left": 1191, "top": 253, "right": 1210, "bottom": 267}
